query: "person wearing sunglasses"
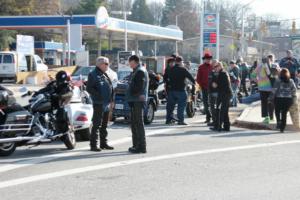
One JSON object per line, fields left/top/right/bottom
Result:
{"left": 87, "top": 56, "right": 115, "bottom": 152}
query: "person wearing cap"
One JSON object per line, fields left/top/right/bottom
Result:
{"left": 87, "top": 56, "right": 114, "bottom": 152}
{"left": 229, "top": 60, "right": 240, "bottom": 107}
{"left": 163, "top": 56, "right": 176, "bottom": 91}
{"left": 126, "top": 55, "right": 149, "bottom": 154}
{"left": 279, "top": 50, "right": 300, "bottom": 88}
{"left": 197, "top": 53, "right": 213, "bottom": 123}
{"left": 163, "top": 57, "right": 176, "bottom": 122}
{"left": 267, "top": 54, "right": 281, "bottom": 87}
{"left": 165, "top": 56, "right": 195, "bottom": 125}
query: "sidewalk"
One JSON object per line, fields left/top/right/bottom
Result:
{"left": 234, "top": 101, "right": 299, "bottom": 131}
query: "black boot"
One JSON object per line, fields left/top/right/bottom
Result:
{"left": 128, "top": 147, "right": 147, "bottom": 154}
{"left": 100, "top": 142, "right": 114, "bottom": 150}
{"left": 90, "top": 146, "right": 101, "bottom": 152}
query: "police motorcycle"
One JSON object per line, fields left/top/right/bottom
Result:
{"left": 0, "top": 71, "right": 76, "bottom": 156}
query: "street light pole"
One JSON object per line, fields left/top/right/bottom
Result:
{"left": 122, "top": 0, "right": 128, "bottom": 51}
{"left": 175, "top": 15, "right": 179, "bottom": 55}
{"left": 112, "top": 3, "right": 131, "bottom": 52}
{"left": 240, "top": 0, "right": 257, "bottom": 59}
{"left": 67, "top": 18, "right": 71, "bottom": 67}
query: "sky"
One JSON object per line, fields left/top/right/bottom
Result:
{"left": 148, "top": 0, "right": 300, "bottom": 20}
{"left": 243, "top": 0, "right": 300, "bottom": 20}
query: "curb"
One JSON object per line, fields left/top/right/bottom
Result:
{"left": 234, "top": 102, "right": 300, "bottom": 131}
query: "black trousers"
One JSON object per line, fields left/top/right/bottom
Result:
{"left": 275, "top": 97, "right": 293, "bottom": 131}
{"left": 130, "top": 102, "right": 146, "bottom": 150}
{"left": 260, "top": 91, "right": 274, "bottom": 119}
{"left": 202, "top": 89, "right": 211, "bottom": 121}
{"left": 209, "top": 94, "right": 218, "bottom": 126}
{"left": 216, "top": 96, "right": 230, "bottom": 130}
{"left": 90, "top": 104, "right": 109, "bottom": 147}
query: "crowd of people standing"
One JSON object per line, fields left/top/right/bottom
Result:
{"left": 85, "top": 50, "right": 300, "bottom": 155}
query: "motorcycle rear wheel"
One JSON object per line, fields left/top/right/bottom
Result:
{"left": 186, "top": 101, "right": 196, "bottom": 118}
{"left": 0, "top": 143, "right": 16, "bottom": 156}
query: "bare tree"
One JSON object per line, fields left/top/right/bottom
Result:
{"left": 149, "top": 1, "right": 164, "bottom": 26}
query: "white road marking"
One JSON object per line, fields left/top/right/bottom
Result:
{"left": 1, "top": 139, "right": 300, "bottom": 189}
{"left": 0, "top": 128, "right": 176, "bottom": 173}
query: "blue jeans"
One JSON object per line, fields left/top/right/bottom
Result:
{"left": 231, "top": 84, "right": 239, "bottom": 106}
{"left": 166, "top": 91, "right": 187, "bottom": 123}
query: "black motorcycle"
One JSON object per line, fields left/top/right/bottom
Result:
{"left": 0, "top": 72, "right": 76, "bottom": 156}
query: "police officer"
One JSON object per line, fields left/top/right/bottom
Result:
{"left": 127, "top": 55, "right": 149, "bottom": 154}
{"left": 87, "top": 56, "right": 114, "bottom": 152}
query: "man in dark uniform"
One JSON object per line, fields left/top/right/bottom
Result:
{"left": 164, "top": 56, "right": 195, "bottom": 125}
{"left": 210, "top": 62, "right": 232, "bottom": 131}
{"left": 127, "top": 55, "right": 149, "bottom": 154}
{"left": 87, "top": 56, "right": 114, "bottom": 152}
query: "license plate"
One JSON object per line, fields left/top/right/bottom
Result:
{"left": 115, "top": 104, "right": 124, "bottom": 110}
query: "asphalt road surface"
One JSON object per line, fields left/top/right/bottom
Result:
{"left": 1, "top": 106, "right": 300, "bottom": 200}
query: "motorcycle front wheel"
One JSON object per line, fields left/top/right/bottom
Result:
{"left": 61, "top": 129, "right": 76, "bottom": 150}
{"left": 0, "top": 143, "right": 17, "bottom": 156}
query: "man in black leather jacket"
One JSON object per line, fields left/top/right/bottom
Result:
{"left": 87, "top": 57, "right": 114, "bottom": 152}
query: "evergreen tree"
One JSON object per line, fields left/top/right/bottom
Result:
{"left": 161, "top": 0, "right": 176, "bottom": 26}
{"left": 128, "top": 0, "right": 154, "bottom": 25}
{"left": 73, "top": 0, "right": 105, "bottom": 14}
{"left": 0, "top": 0, "right": 34, "bottom": 50}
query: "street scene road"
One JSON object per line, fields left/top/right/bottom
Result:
{"left": 2, "top": 0, "right": 300, "bottom": 199}
{"left": 1, "top": 107, "right": 300, "bottom": 200}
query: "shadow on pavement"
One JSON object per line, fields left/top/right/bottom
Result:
{"left": 212, "top": 130, "right": 279, "bottom": 138}
{"left": 149, "top": 129, "right": 243, "bottom": 137}
{"left": 41, "top": 151, "right": 132, "bottom": 164}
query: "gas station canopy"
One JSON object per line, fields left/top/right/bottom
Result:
{"left": 0, "top": 15, "right": 183, "bottom": 41}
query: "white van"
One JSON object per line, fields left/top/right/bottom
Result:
{"left": 0, "top": 51, "right": 48, "bottom": 82}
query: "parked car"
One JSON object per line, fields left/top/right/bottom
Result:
{"left": 72, "top": 66, "right": 118, "bottom": 88}
{"left": 113, "top": 71, "right": 160, "bottom": 125}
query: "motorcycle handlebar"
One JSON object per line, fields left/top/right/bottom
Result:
{"left": 21, "top": 91, "right": 33, "bottom": 98}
